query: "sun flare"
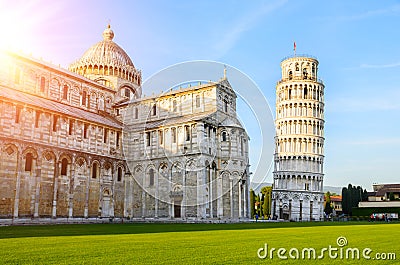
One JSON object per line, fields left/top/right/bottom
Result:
{"left": 0, "top": 0, "right": 60, "bottom": 54}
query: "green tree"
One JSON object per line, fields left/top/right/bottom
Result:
{"left": 249, "top": 189, "right": 256, "bottom": 218}
{"left": 260, "top": 186, "right": 272, "bottom": 218}
{"left": 255, "top": 194, "right": 261, "bottom": 216}
{"left": 342, "top": 184, "right": 366, "bottom": 215}
{"left": 341, "top": 187, "right": 349, "bottom": 214}
{"left": 389, "top": 192, "right": 395, "bottom": 201}
{"left": 324, "top": 192, "right": 333, "bottom": 215}
{"left": 362, "top": 189, "right": 368, "bottom": 201}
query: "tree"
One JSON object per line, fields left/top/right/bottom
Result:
{"left": 341, "top": 187, "right": 348, "bottom": 214}
{"left": 389, "top": 192, "right": 395, "bottom": 201}
{"left": 260, "top": 186, "right": 272, "bottom": 218}
{"left": 341, "top": 184, "right": 366, "bottom": 215}
{"left": 249, "top": 189, "right": 256, "bottom": 218}
{"left": 324, "top": 192, "right": 333, "bottom": 215}
{"left": 362, "top": 189, "right": 368, "bottom": 201}
{"left": 255, "top": 194, "right": 261, "bottom": 216}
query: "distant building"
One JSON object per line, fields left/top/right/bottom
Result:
{"left": 329, "top": 195, "right": 342, "bottom": 215}
{"left": 359, "top": 184, "right": 400, "bottom": 208}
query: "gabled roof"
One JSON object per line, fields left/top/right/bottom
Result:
{"left": 0, "top": 85, "right": 122, "bottom": 129}
{"left": 129, "top": 110, "right": 217, "bottom": 131}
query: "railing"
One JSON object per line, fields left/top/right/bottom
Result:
{"left": 169, "top": 191, "right": 183, "bottom": 198}
{"left": 277, "top": 76, "right": 324, "bottom": 85}
{"left": 281, "top": 54, "right": 318, "bottom": 62}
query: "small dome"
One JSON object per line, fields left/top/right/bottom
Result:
{"left": 69, "top": 25, "right": 140, "bottom": 84}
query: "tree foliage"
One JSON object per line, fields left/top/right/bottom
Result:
{"left": 324, "top": 191, "right": 333, "bottom": 215}
{"left": 341, "top": 184, "right": 366, "bottom": 215}
{"left": 249, "top": 189, "right": 256, "bottom": 218}
{"left": 261, "top": 186, "right": 272, "bottom": 218}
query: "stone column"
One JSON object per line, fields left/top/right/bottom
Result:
{"left": 68, "top": 157, "right": 75, "bottom": 218}
{"left": 155, "top": 169, "right": 159, "bottom": 218}
{"left": 52, "top": 159, "right": 59, "bottom": 218}
{"left": 217, "top": 174, "right": 223, "bottom": 218}
{"left": 110, "top": 164, "right": 115, "bottom": 217}
{"left": 84, "top": 162, "right": 90, "bottom": 218}
{"left": 182, "top": 171, "right": 186, "bottom": 219}
{"left": 209, "top": 166, "right": 213, "bottom": 218}
{"left": 230, "top": 179, "right": 234, "bottom": 219}
{"left": 13, "top": 153, "right": 23, "bottom": 219}
{"left": 238, "top": 181, "right": 242, "bottom": 218}
{"left": 141, "top": 190, "right": 146, "bottom": 218}
{"left": 33, "top": 155, "right": 42, "bottom": 218}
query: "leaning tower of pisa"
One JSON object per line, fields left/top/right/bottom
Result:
{"left": 271, "top": 55, "right": 325, "bottom": 221}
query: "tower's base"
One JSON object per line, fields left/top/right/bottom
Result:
{"left": 271, "top": 190, "right": 324, "bottom": 221}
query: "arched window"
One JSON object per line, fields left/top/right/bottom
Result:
{"left": 241, "top": 138, "right": 244, "bottom": 156}
{"left": 288, "top": 71, "right": 293, "bottom": 80}
{"left": 15, "top": 106, "right": 21, "bottom": 123}
{"left": 149, "top": 168, "right": 154, "bottom": 186}
{"left": 125, "top": 88, "right": 130, "bottom": 98}
{"left": 135, "top": 108, "right": 139, "bottom": 119}
{"left": 103, "top": 128, "right": 108, "bottom": 143}
{"left": 116, "top": 131, "right": 121, "bottom": 148}
{"left": 159, "top": 130, "right": 163, "bottom": 144}
{"left": 117, "top": 167, "right": 123, "bottom": 182}
{"left": 146, "top": 132, "right": 151, "bottom": 146}
{"left": 52, "top": 115, "right": 58, "bottom": 132}
{"left": 185, "top": 126, "right": 190, "bottom": 141}
{"left": 83, "top": 124, "right": 88, "bottom": 139}
{"left": 303, "top": 68, "right": 308, "bottom": 79}
{"left": 173, "top": 100, "right": 177, "bottom": 112}
{"left": 288, "top": 89, "right": 292, "bottom": 100}
{"left": 222, "top": 131, "right": 227, "bottom": 141}
{"left": 171, "top": 128, "right": 177, "bottom": 143}
{"left": 82, "top": 91, "right": 87, "bottom": 106}
{"left": 40, "top": 77, "right": 46, "bottom": 92}
{"left": 92, "top": 162, "right": 99, "bottom": 179}
{"left": 25, "top": 153, "right": 33, "bottom": 172}
{"left": 304, "top": 86, "right": 308, "bottom": 99}
{"left": 62, "top": 85, "right": 68, "bottom": 100}
{"left": 69, "top": 119, "right": 74, "bottom": 135}
{"left": 35, "top": 111, "right": 40, "bottom": 128}
{"left": 295, "top": 63, "right": 299, "bottom": 71}
{"left": 152, "top": 103, "right": 157, "bottom": 116}
{"left": 61, "top": 158, "right": 68, "bottom": 176}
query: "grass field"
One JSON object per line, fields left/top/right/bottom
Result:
{"left": 0, "top": 222, "right": 399, "bottom": 264}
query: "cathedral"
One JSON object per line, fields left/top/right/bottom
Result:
{"left": 0, "top": 25, "right": 250, "bottom": 221}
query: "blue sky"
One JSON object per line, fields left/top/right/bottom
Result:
{"left": 2, "top": 0, "right": 400, "bottom": 190}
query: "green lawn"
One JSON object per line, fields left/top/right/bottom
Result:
{"left": 0, "top": 222, "right": 399, "bottom": 264}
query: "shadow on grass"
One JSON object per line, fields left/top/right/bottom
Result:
{"left": 0, "top": 221, "right": 396, "bottom": 239}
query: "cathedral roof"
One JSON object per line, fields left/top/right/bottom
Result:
{"left": 219, "top": 116, "right": 244, "bottom": 128}
{"left": 69, "top": 25, "right": 137, "bottom": 79}
{"left": 0, "top": 85, "right": 122, "bottom": 129}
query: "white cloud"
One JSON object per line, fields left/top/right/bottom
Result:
{"left": 213, "top": 0, "right": 287, "bottom": 58}
{"left": 329, "top": 97, "right": 400, "bottom": 112}
{"left": 343, "top": 138, "right": 400, "bottom": 146}
{"left": 335, "top": 4, "right": 400, "bottom": 21}
{"left": 360, "top": 62, "right": 400, "bottom": 69}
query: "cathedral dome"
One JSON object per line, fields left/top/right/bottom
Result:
{"left": 69, "top": 25, "right": 141, "bottom": 86}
